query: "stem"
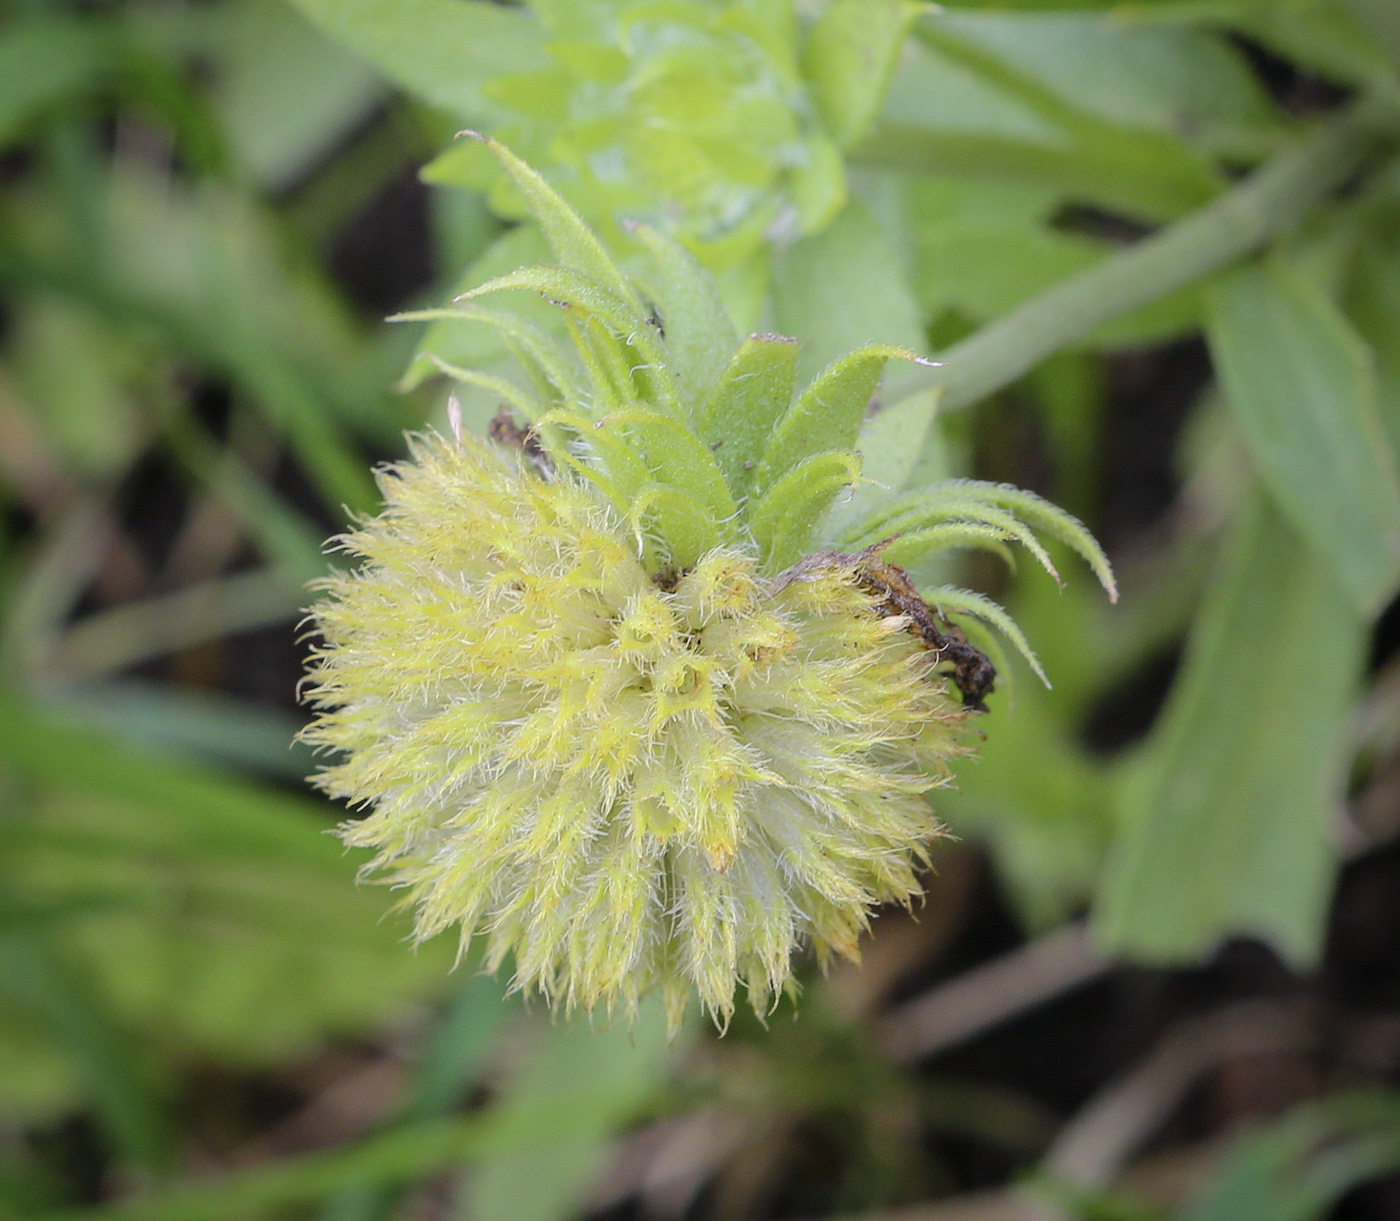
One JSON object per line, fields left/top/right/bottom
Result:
{"left": 911, "top": 101, "right": 1393, "bottom": 413}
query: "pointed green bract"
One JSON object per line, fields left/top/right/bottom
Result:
{"left": 921, "top": 585, "right": 1050, "bottom": 688}
{"left": 748, "top": 452, "right": 863, "bottom": 574}
{"left": 698, "top": 334, "right": 800, "bottom": 502}
{"left": 750, "top": 345, "right": 929, "bottom": 501}
{"left": 631, "top": 224, "right": 738, "bottom": 418}
{"left": 475, "top": 134, "right": 645, "bottom": 317}
{"left": 402, "top": 139, "right": 1111, "bottom": 638}
{"left": 591, "top": 408, "right": 738, "bottom": 533}
{"left": 396, "top": 305, "right": 582, "bottom": 405}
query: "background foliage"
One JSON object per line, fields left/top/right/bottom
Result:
{"left": 3, "top": 0, "right": 1400, "bottom": 1218}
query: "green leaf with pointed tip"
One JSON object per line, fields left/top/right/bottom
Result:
{"left": 396, "top": 306, "right": 582, "bottom": 406}
{"left": 820, "top": 390, "right": 941, "bottom": 544}
{"left": 944, "top": 481, "right": 1116, "bottom": 601}
{"left": 751, "top": 344, "right": 926, "bottom": 499}
{"left": 535, "top": 407, "right": 653, "bottom": 509}
{"left": 592, "top": 408, "right": 738, "bottom": 533}
{"left": 881, "top": 525, "right": 1018, "bottom": 573}
{"left": 844, "top": 479, "right": 1116, "bottom": 601}
{"left": 921, "top": 585, "right": 1049, "bottom": 688}
{"left": 1095, "top": 492, "right": 1362, "bottom": 968}
{"left": 287, "top": 0, "right": 544, "bottom": 120}
{"left": 631, "top": 224, "right": 738, "bottom": 420}
{"left": 749, "top": 452, "right": 863, "bottom": 574}
{"left": 803, "top": 0, "right": 924, "bottom": 149}
{"left": 840, "top": 488, "right": 1059, "bottom": 583}
{"left": 699, "top": 334, "right": 800, "bottom": 502}
{"left": 1206, "top": 260, "right": 1400, "bottom": 617}
{"left": 478, "top": 137, "right": 645, "bottom": 318}
{"left": 402, "top": 224, "right": 554, "bottom": 393}
{"left": 460, "top": 267, "right": 680, "bottom": 420}
{"left": 628, "top": 482, "right": 724, "bottom": 573}
{"left": 428, "top": 358, "right": 548, "bottom": 422}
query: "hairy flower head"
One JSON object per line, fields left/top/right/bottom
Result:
{"left": 304, "top": 434, "right": 965, "bottom": 1027}
{"left": 305, "top": 140, "right": 1115, "bottom": 1028}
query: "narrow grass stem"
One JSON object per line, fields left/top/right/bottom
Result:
{"left": 911, "top": 100, "right": 1395, "bottom": 413}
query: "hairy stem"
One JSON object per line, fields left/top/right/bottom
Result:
{"left": 907, "top": 100, "right": 1395, "bottom": 412}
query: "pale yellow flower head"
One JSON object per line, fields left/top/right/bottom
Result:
{"left": 302, "top": 139, "right": 1114, "bottom": 1028}
{"left": 304, "top": 435, "right": 965, "bottom": 1028}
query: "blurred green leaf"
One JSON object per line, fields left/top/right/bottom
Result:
{"left": 50, "top": 682, "right": 315, "bottom": 781}
{"left": 1095, "top": 492, "right": 1363, "bottom": 967}
{"left": 930, "top": 10, "right": 1278, "bottom": 153}
{"left": 938, "top": 569, "right": 1118, "bottom": 929}
{"left": 206, "top": 0, "right": 384, "bottom": 190}
{"left": 1183, "top": 1091, "right": 1400, "bottom": 1221}
{"left": 804, "top": 0, "right": 923, "bottom": 150}
{"left": 459, "top": 1004, "right": 677, "bottom": 1221}
{"left": 1340, "top": 0, "right": 1400, "bottom": 67}
{"left": 0, "top": 696, "right": 450, "bottom": 1087}
{"left": 1206, "top": 259, "right": 1400, "bottom": 616}
{"left": 1212, "top": 0, "right": 1399, "bottom": 97}
{"left": 318, "top": 971, "right": 512, "bottom": 1221}
{"left": 866, "top": 21, "right": 1227, "bottom": 223}
{"left": 0, "top": 935, "right": 171, "bottom": 1174}
{"left": 914, "top": 222, "right": 1202, "bottom": 348}
{"left": 287, "top": 0, "right": 546, "bottom": 121}
{"left": 0, "top": 16, "right": 107, "bottom": 150}
{"left": 1347, "top": 224, "right": 1400, "bottom": 462}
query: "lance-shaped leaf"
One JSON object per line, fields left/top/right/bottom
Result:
{"left": 396, "top": 305, "right": 582, "bottom": 406}
{"left": 698, "top": 334, "right": 800, "bottom": 501}
{"left": 457, "top": 267, "right": 681, "bottom": 420}
{"left": 748, "top": 452, "right": 863, "bottom": 573}
{"left": 626, "top": 482, "right": 725, "bottom": 573}
{"left": 592, "top": 408, "right": 738, "bottom": 535}
{"left": 750, "top": 345, "right": 929, "bottom": 501}
{"left": 921, "top": 585, "right": 1049, "bottom": 687}
{"left": 474, "top": 135, "right": 646, "bottom": 319}
{"left": 1094, "top": 492, "right": 1362, "bottom": 967}
{"left": 631, "top": 224, "right": 738, "bottom": 419}
{"left": 1206, "top": 260, "right": 1400, "bottom": 616}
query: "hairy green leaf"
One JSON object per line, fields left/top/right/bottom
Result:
{"left": 751, "top": 344, "right": 928, "bottom": 499}
{"left": 396, "top": 305, "right": 581, "bottom": 406}
{"left": 748, "top": 452, "right": 863, "bottom": 574}
{"left": 592, "top": 407, "right": 738, "bottom": 532}
{"left": 921, "top": 584, "right": 1048, "bottom": 687}
{"left": 698, "top": 334, "right": 800, "bottom": 502}
{"left": 1206, "top": 259, "right": 1400, "bottom": 616}
{"left": 631, "top": 224, "right": 738, "bottom": 419}
{"left": 819, "top": 390, "right": 941, "bottom": 543}
{"left": 477, "top": 136, "right": 645, "bottom": 317}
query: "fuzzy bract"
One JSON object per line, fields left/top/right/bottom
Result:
{"left": 303, "top": 434, "right": 965, "bottom": 1029}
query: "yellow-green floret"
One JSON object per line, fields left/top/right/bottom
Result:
{"left": 303, "top": 432, "right": 966, "bottom": 1029}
